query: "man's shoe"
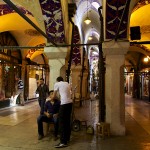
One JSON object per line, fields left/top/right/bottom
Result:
{"left": 54, "top": 143, "right": 68, "bottom": 148}
{"left": 38, "top": 135, "right": 44, "bottom": 140}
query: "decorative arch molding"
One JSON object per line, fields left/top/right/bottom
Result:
{"left": 25, "top": 43, "right": 45, "bottom": 60}
{"left": 129, "top": 45, "right": 150, "bottom": 56}
{"left": 133, "top": 0, "right": 150, "bottom": 12}
{"left": 0, "top": 31, "right": 21, "bottom": 61}
{"left": 125, "top": 55, "right": 137, "bottom": 66}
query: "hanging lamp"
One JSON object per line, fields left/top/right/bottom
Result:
{"left": 84, "top": 0, "right": 91, "bottom": 24}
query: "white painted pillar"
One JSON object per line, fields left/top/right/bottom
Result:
{"left": 103, "top": 41, "right": 129, "bottom": 135}
{"left": 44, "top": 47, "right": 68, "bottom": 90}
{"left": 48, "top": 59, "right": 65, "bottom": 90}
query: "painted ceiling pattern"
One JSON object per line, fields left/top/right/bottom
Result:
{"left": 39, "top": 0, "right": 65, "bottom": 44}
{"left": 133, "top": 0, "right": 150, "bottom": 12}
{"left": 0, "top": 4, "right": 32, "bottom": 16}
{"left": 106, "top": 0, "right": 129, "bottom": 39}
{"left": 72, "top": 25, "right": 81, "bottom": 65}
{"left": 26, "top": 43, "right": 46, "bottom": 59}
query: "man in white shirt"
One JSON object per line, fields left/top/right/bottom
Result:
{"left": 52, "top": 76, "right": 73, "bottom": 148}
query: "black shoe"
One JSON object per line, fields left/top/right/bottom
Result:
{"left": 54, "top": 143, "right": 68, "bottom": 148}
{"left": 38, "top": 135, "right": 44, "bottom": 140}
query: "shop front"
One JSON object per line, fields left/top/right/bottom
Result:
{"left": 27, "top": 64, "right": 48, "bottom": 100}
{"left": 125, "top": 70, "right": 150, "bottom": 101}
{"left": 0, "top": 53, "right": 21, "bottom": 108}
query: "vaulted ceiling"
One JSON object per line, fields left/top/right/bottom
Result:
{"left": 0, "top": 0, "right": 149, "bottom": 70}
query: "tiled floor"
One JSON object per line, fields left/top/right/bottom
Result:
{"left": 0, "top": 95, "right": 150, "bottom": 150}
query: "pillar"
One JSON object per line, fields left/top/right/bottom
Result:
{"left": 21, "top": 60, "right": 26, "bottom": 101}
{"left": 82, "top": 71, "right": 88, "bottom": 98}
{"left": 103, "top": 41, "right": 129, "bottom": 135}
{"left": 71, "top": 66, "right": 82, "bottom": 93}
{"left": 44, "top": 47, "right": 68, "bottom": 90}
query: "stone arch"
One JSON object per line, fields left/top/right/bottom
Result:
{"left": 0, "top": 31, "right": 22, "bottom": 61}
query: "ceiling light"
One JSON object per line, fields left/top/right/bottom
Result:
{"left": 84, "top": 0, "right": 91, "bottom": 24}
{"left": 144, "top": 57, "right": 149, "bottom": 62}
{"left": 92, "top": 2, "right": 99, "bottom": 10}
{"left": 88, "top": 36, "right": 92, "bottom": 40}
{"left": 84, "top": 16, "right": 91, "bottom": 24}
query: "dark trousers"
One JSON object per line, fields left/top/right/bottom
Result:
{"left": 59, "top": 103, "right": 73, "bottom": 144}
{"left": 37, "top": 115, "right": 59, "bottom": 137}
{"left": 38, "top": 99, "right": 46, "bottom": 115}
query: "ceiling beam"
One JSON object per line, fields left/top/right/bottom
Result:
{"left": 2, "top": 0, "right": 57, "bottom": 46}
{"left": 0, "top": 42, "right": 100, "bottom": 50}
{"left": 130, "top": 41, "right": 150, "bottom": 44}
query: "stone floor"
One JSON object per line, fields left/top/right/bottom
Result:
{"left": 0, "top": 95, "right": 150, "bottom": 150}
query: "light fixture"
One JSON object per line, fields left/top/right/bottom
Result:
{"left": 84, "top": 0, "right": 91, "bottom": 24}
{"left": 145, "top": 0, "right": 149, "bottom": 5}
{"left": 88, "top": 36, "right": 92, "bottom": 40}
{"left": 144, "top": 57, "right": 149, "bottom": 62}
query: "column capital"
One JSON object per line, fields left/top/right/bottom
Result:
{"left": 44, "top": 47, "right": 68, "bottom": 59}
{"left": 103, "top": 40, "right": 129, "bottom": 56}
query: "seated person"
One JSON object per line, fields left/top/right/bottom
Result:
{"left": 37, "top": 90, "right": 60, "bottom": 141}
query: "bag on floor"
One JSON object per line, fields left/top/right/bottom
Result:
{"left": 86, "top": 125, "right": 94, "bottom": 134}
{"left": 72, "top": 119, "right": 81, "bottom": 132}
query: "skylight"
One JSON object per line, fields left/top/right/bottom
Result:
{"left": 92, "top": 2, "right": 99, "bottom": 10}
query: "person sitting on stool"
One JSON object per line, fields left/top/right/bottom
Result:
{"left": 37, "top": 90, "right": 60, "bottom": 141}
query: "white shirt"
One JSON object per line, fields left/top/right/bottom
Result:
{"left": 54, "top": 81, "right": 72, "bottom": 105}
{"left": 18, "top": 80, "right": 24, "bottom": 89}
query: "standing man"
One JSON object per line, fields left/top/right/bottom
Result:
{"left": 52, "top": 76, "right": 73, "bottom": 148}
{"left": 15, "top": 76, "right": 24, "bottom": 106}
{"left": 36, "top": 78, "right": 49, "bottom": 115}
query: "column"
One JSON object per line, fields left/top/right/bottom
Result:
{"left": 44, "top": 47, "right": 68, "bottom": 90}
{"left": 82, "top": 71, "right": 88, "bottom": 98}
{"left": 71, "top": 66, "right": 82, "bottom": 93}
{"left": 48, "top": 59, "right": 65, "bottom": 90}
{"left": 21, "top": 60, "right": 26, "bottom": 101}
{"left": 103, "top": 41, "right": 129, "bottom": 135}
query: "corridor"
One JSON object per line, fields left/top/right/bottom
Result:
{"left": 0, "top": 95, "right": 150, "bottom": 150}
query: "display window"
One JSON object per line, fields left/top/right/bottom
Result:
{"left": 0, "top": 60, "right": 20, "bottom": 101}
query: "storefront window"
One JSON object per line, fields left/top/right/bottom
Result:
{"left": 28, "top": 65, "right": 46, "bottom": 99}
{"left": 0, "top": 59, "right": 20, "bottom": 101}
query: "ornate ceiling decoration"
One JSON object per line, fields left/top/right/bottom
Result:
{"left": 24, "top": 29, "right": 41, "bottom": 36}
{"left": 39, "top": 0, "right": 65, "bottom": 44}
{"left": 133, "top": 0, "right": 150, "bottom": 12}
{"left": 141, "top": 25, "right": 150, "bottom": 34}
{"left": 0, "top": 4, "right": 33, "bottom": 16}
{"left": 72, "top": 25, "right": 81, "bottom": 66}
{"left": 26, "top": 43, "right": 45, "bottom": 59}
{"left": 106, "top": 0, "right": 129, "bottom": 39}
